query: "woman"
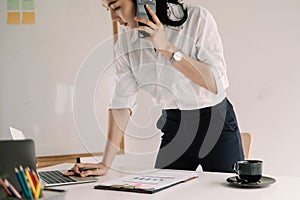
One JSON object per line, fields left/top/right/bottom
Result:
{"left": 66, "top": 0, "right": 244, "bottom": 177}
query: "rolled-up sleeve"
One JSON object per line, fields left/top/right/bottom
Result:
{"left": 195, "top": 8, "right": 229, "bottom": 93}
{"left": 109, "top": 40, "right": 138, "bottom": 112}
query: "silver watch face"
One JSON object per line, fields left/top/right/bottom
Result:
{"left": 173, "top": 51, "right": 183, "bottom": 62}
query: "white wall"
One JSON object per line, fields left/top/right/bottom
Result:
{"left": 0, "top": 0, "right": 115, "bottom": 156}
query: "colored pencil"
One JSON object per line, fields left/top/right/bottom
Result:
{"left": 31, "top": 170, "right": 40, "bottom": 187}
{"left": 32, "top": 170, "right": 44, "bottom": 198}
{"left": 0, "top": 178, "right": 12, "bottom": 196}
{"left": 4, "top": 179, "right": 22, "bottom": 199}
{"left": 26, "top": 180, "right": 34, "bottom": 200}
{"left": 19, "top": 165, "right": 30, "bottom": 198}
{"left": 29, "top": 169, "right": 38, "bottom": 187}
{"left": 25, "top": 167, "right": 37, "bottom": 195}
{"left": 15, "top": 167, "right": 28, "bottom": 198}
{"left": 34, "top": 182, "right": 41, "bottom": 199}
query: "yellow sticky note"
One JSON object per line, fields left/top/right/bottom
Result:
{"left": 22, "top": 12, "right": 35, "bottom": 24}
{"left": 7, "top": 12, "right": 21, "bottom": 24}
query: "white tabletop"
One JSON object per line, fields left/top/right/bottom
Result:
{"left": 42, "top": 163, "right": 299, "bottom": 200}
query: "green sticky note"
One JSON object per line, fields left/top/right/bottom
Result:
{"left": 7, "top": 0, "right": 20, "bottom": 10}
{"left": 22, "top": 0, "right": 34, "bottom": 10}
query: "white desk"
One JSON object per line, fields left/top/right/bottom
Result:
{"left": 43, "top": 163, "right": 299, "bottom": 200}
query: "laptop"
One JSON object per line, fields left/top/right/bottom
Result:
{"left": 0, "top": 139, "right": 98, "bottom": 191}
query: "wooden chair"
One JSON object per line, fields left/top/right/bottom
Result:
{"left": 240, "top": 132, "right": 253, "bottom": 160}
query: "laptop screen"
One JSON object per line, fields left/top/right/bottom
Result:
{"left": 0, "top": 139, "right": 37, "bottom": 192}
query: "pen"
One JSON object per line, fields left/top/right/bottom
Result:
{"left": 182, "top": 176, "right": 199, "bottom": 182}
{"left": 68, "top": 167, "right": 98, "bottom": 172}
{"left": 43, "top": 188, "right": 66, "bottom": 193}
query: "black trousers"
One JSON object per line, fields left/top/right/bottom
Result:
{"left": 155, "top": 98, "right": 244, "bottom": 173}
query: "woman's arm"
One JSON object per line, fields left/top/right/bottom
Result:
{"left": 65, "top": 108, "right": 131, "bottom": 177}
{"left": 134, "top": 5, "right": 218, "bottom": 94}
{"left": 159, "top": 45, "right": 217, "bottom": 94}
{"left": 102, "top": 108, "right": 131, "bottom": 168}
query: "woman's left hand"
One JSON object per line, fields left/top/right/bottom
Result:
{"left": 134, "top": 4, "right": 171, "bottom": 51}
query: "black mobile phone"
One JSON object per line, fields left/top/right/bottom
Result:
{"left": 136, "top": 0, "right": 156, "bottom": 38}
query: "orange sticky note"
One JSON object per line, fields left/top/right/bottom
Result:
{"left": 7, "top": 12, "right": 21, "bottom": 24}
{"left": 22, "top": 12, "right": 35, "bottom": 24}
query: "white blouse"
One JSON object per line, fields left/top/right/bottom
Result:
{"left": 110, "top": 4, "right": 229, "bottom": 111}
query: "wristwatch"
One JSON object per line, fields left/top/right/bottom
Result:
{"left": 170, "top": 50, "right": 183, "bottom": 63}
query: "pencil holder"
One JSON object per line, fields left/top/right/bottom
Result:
{"left": 0, "top": 190, "right": 66, "bottom": 200}
{"left": 0, "top": 166, "right": 65, "bottom": 200}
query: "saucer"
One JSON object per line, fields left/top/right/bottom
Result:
{"left": 226, "top": 176, "right": 276, "bottom": 188}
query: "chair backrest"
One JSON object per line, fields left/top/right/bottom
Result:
{"left": 240, "top": 132, "right": 253, "bottom": 160}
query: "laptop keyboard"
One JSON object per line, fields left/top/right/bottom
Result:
{"left": 39, "top": 170, "right": 76, "bottom": 184}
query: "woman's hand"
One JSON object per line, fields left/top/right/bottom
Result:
{"left": 64, "top": 162, "right": 109, "bottom": 177}
{"left": 134, "top": 4, "right": 172, "bottom": 52}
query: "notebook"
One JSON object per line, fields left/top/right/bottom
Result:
{"left": 0, "top": 139, "right": 97, "bottom": 191}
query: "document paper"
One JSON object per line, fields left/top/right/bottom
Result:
{"left": 99, "top": 169, "right": 199, "bottom": 191}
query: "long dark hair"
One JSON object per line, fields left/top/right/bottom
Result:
{"left": 156, "top": 0, "right": 188, "bottom": 27}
